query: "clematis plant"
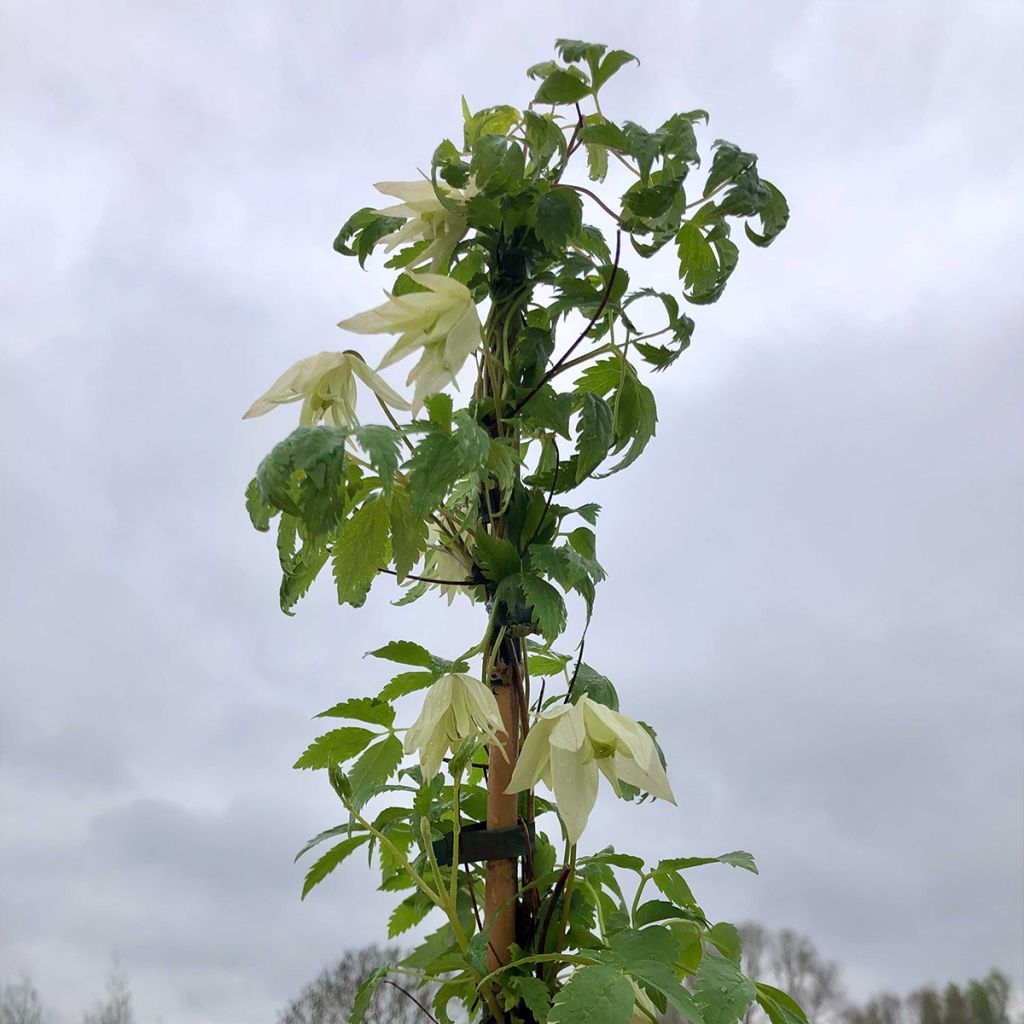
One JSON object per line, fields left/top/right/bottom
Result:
{"left": 244, "top": 38, "right": 801, "bottom": 1024}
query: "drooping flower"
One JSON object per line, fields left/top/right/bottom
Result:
{"left": 337, "top": 272, "right": 483, "bottom": 413}
{"left": 506, "top": 696, "right": 675, "bottom": 844}
{"left": 374, "top": 179, "right": 470, "bottom": 272}
{"left": 242, "top": 350, "right": 410, "bottom": 427}
{"left": 404, "top": 673, "right": 506, "bottom": 779}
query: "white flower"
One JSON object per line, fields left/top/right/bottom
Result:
{"left": 505, "top": 696, "right": 675, "bottom": 844}
{"left": 404, "top": 673, "right": 506, "bottom": 779}
{"left": 243, "top": 350, "right": 410, "bottom": 427}
{"left": 337, "top": 272, "right": 483, "bottom": 414}
{"left": 374, "top": 179, "right": 470, "bottom": 271}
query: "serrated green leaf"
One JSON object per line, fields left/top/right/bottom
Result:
{"left": 708, "top": 922, "right": 742, "bottom": 963}
{"left": 369, "top": 640, "right": 434, "bottom": 668}
{"left": 294, "top": 823, "right": 359, "bottom": 863}
{"left": 475, "top": 532, "right": 521, "bottom": 582}
{"left": 575, "top": 392, "right": 614, "bottom": 481}
{"left": 507, "top": 974, "right": 552, "bottom": 1023}
{"left": 744, "top": 181, "right": 790, "bottom": 247}
{"left": 653, "top": 866, "right": 697, "bottom": 908}
{"left": 351, "top": 425, "right": 402, "bottom": 496}
{"left": 332, "top": 496, "right": 390, "bottom": 607}
{"left": 294, "top": 727, "right": 377, "bottom": 770}
{"left": 349, "top": 962, "right": 389, "bottom": 1023}
{"left": 755, "top": 984, "right": 809, "bottom": 1024}
{"left": 301, "top": 834, "right": 370, "bottom": 899}
{"left": 245, "top": 478, "right": 275, "bottom": 531}
{"left": 593, "top": 49, "right": 638, "bottom": 91}
{"left": 388, "top": 891, "right": 435, "bottom": 937}
{"left": 534, "top": 69, "right": 591, "bottom": 105}
{"left": 676, "top": 222, "right": 719, "bottom": 296}
{"left": 378, "top": 670, "right": 436, "bottom": 701}
{"left": 568, "top": 663, "right": 619, "bottom": 710}
{"left": 424, "top": 392, "right": 453, "bottom": 432}
{"left": 316, "top": 697, "right": 395, "bottom": 727}
{"left": 409, "top": 413, "right": 491, "bottom": 515}
{"left": 519, "top": 573, "right": 567, "bottom": 642}
{"left": 658, "top": 851, "right": 758, "bottom": 875}
{"left": 704, "top": 140, "right": 757, "bottom": 197}
{"left": 694, "top": 955, "right": 756, "bottom": 1024}
{"left": 388, "top": 486, "right": 429, "bottom": 582}
{"left": 635, "top": 899, "right": 683, "bottom": 926}
{"left": 548, "top": 965, "right": 633, "bottom": 1024}
{"left": 348, "top": 734, "right": 405, "bottom": 809}
{"left": 535, "top": 187, "right": 583, "bottom": 253}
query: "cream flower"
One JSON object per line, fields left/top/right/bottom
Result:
{"left": 506, "top": 696, "right": 675, "bottom": 844}
{"left": 243, "top": 351, "right": 410, "bottom": 428}
{"left": 404, "top": 673, "right": 506, "bottom": 779}
{"left": 337, "top": 272, "right": 483, "bottom": 414}
{"left": 374, "top": 179, "right": 470, "bottom": 272}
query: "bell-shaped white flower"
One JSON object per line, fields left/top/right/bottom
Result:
{"left": 404, "top": 673, "right": 506, "bottom": 779}
{"left": 337, "top": 272, "right": 483, "bottom": 414}
{"left": 243, "top": 350, "right": 410, "bottom": 428}
{"left": 422, "top": 527, "right": 476, "bottom": 606}
{"left": 506, "top": 696, "right": 675, "bottom": 844}
{"left": 374, "top": 180, "right": 470, "bottom": 272}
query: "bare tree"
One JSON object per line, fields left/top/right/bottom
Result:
{"left": 277, "top": 946, "right": 437, "bottom": 1024}
{"left": 0, "top": 977, "right": 44, "bottom": 1024}
{"left": 738, "top": 923, "right": 845, "bottom": 1024}
{"left": 81, "top": 965, "right": 134, "bottom": 1024}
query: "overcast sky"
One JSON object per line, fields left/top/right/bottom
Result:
{"left": 2, "top": 2, "right": 1022, "bottom": 1021}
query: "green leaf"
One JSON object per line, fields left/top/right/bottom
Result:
{"left": 653, "top": 866, "right": 697, "bottom": 908}
{"left": 755, "top": 984, "right": 809, "bottom": 1024}
{"left": 507, "top": 974, "right": 552, "bottom": 1023}
{"left": 548, "top": 965, "right": 634, "bottom": 1024}
{"left": 708, "top": 922, "right": 742, "bottom": 964}
{"left": 352, "top": 425, "right": 402, "bottom": 495}
{"left": 535, "top": 186, "right": 583, "bottom": 253}
{"left": 378, "top": 670, "right": 436, "bottom": 701}
{"left": 534, "top": 69, "right": 591, "bottom": 105}
{"left": 388, "top": 487, "right": 429, "bottom": 582}
{"left": 408, "top": 412, "right": 491, "bottom": 515}
{"left": 475, "top": 532, "right": 522, "bottom": 583}
{"left": 676, "top": 222, "right": 720, "bottom": 296}
{"left": 519, "top": 573, "right": 568, "bottom": 642}
{"left": 470, "top": 133, "right": 525, "bottom": 192}
{"left": 579, "top": 121, "right": 628, "bottom": 151}
{"left": 521, "top": 386, "right": 573, "bottom": 439}
{"left": 584, "top": 849, "right": 644, "bottom": 873}
{"left": 575, "top": 392, "right": 614, "bottom": 481}
{"left": 301, "top": 834, "right": 370, "bottom": 899}
{"left": 348, "top": 734, "right": 405, "bottom": 809}
{"left": 332, "top": 496, "right": 390, "bottom": 607}
{"left": 568, "top": 663, "right": 619, "bottom": 710}
{"left": 599, "top": 928, "right": 704, "bottom": 1024}
{"left": 659, "top": 851, "right": 758, "bottom": 875}
{"left": 334, "top": 208, "right": 406, "bottom": 267}
{"left": 704, "top": 140, "right": 757, "bottom": 197}
{"left": 294, "top": 727, "right": 377, "bottom": 770}
{"left": 294, "top": 823, "right": 360, "bottom": 863}
{"left": 555, "top": 39, "right": 606, "bottom": 64}
{"left": 635, "top": 899, "right": 683, "bottom": 926}
{"left": 388, "top": 891, "right": 434, "bottom": 937}
{"left": 245, "top": 478, "right": 275, "bottom": 531}
{"left": 315, "top": 697, "right": 395, "bottom": 727}
{"left": 744, "top": 181, "right": 790, "bottom": 247}
{"left": 694, "top": 955, "right": 757, "bottom": 1024}
{"left": 593, "top": 50, "right": 638, "bottom": 91}
{"left": 349, "top": 962, "right": 389, "bottom": 1023}
{"left": 369, "top": 640, "right": 451, "bottom": 673}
